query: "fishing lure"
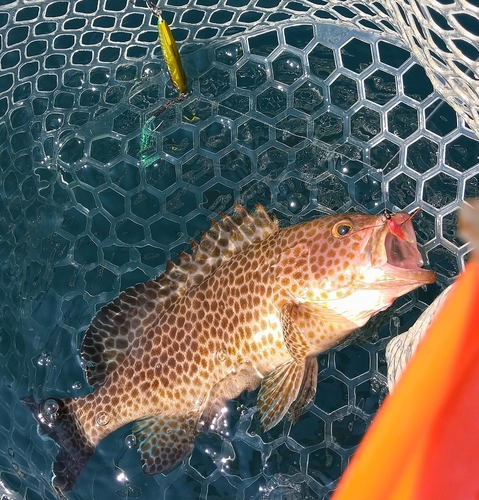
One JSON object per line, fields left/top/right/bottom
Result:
{"left": 384, "top": 207, "right": 421, "bottom": 242}
{"left": 145, "top": 0, "right": 188, "bottom": 96}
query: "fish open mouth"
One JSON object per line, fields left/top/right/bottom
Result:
{"left": 385, "top": 232, "right": 424, "bottom": 270}
{"left": 383, "top": 217, "right": 436, "bottom": 284}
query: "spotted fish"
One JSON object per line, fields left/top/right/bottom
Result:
{"left": 23, "top": 204, "right": 436, "bottom": 494}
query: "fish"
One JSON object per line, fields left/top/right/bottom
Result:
{"left": 386, "top": 198, "right": 479, "bottom": 390}
{"left": 22, "top": 204, "right": 436, "bottom": 495}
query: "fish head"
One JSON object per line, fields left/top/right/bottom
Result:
{"left": 278, "top": 211, "right": 437, "bottom": 329}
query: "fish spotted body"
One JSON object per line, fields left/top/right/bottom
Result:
{"left": 23, "top": 205, "right": 436, "bottom": 494}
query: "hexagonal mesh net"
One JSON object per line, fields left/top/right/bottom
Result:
{"left": 1, "top": 0, "right": 478, "bottom": 498}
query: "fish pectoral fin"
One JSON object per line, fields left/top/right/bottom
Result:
{"left": 132, "top": 414, "right": 197, "bottom": 475}
{"left": 257, "top": 359, "right": 305, "bottom": 432}
{"left": 261, "top": 306, "right": 319, "bottom": 429}
{"left": 281, "top": 303, "right": 315, "bottom": 360}
{"left": 282, "top": 302, "right": 358, "bottom": 355}
{"left": 288, "top": 356, "right": 318, "bottom": 425}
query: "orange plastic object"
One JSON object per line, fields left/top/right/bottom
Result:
{"left": 332, "top": 261, "right": 479, "bottom": 500}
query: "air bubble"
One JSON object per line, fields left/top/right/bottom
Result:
{"left": 43, "top": 398, "right": 59, "bottom": 414}
{"left": 72, "top": 381, "right": 82, "bottom": 390}
{"left": 37, "top": 350, "right": 53, "bottom": 366}
{"left": 43, "top": 398, "right": 59, "bottom": 422}
{"left": 288, "top": 197, "right": 303, "bottom": 213}
{"left": 370, "top": 376, "right": 383, "bottom": 394}
{"left": 125, "top": 434, "right": 137, "bottom": 448}
{"left": 96, "top": 411, "right": 110, "bottom": 426}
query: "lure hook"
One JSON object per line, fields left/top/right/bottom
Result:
{"left": 144, "top": 0, "right": 163, "bottom": 18}
{"left": 337, "top": 207, "right": 422, "bottom": 240}
{"left": 383, "top": 207, "right": 422, "bottom": 242}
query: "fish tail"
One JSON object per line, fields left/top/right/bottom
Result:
{"left": 21, "top": 396, "right": 94, "bottom": 494}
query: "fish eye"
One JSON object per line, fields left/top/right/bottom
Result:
{"left": 332, "top": 220, "right": 353, "bottom": 238}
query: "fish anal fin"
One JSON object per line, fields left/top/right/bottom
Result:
{"left": 132, "top": 414, "right": 197, "bottom": 475}
{"left": 257, "top": 359, "right": 305, "bottom": 432}
{"left": 288, "top": 356, "right": 318, "bottom": 425}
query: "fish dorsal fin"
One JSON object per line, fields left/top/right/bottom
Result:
{"left": 81, "top": 204, "right": 278, "bottom": 388}
{"left": 179, "top": 203, "right": 279, "bottom": 291}
{"left": 81, "top": 279, "right": 167, "bottom": 387}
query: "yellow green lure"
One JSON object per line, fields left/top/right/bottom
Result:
{"left": 145, "top": 0, "right": 188, "bottom": 96}
{"left": 132, "top": 0, "right": 190, "bottom": 162}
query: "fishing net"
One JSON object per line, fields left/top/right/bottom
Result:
{"left": 0, "top": 0, "right": 478, "bottom": 499}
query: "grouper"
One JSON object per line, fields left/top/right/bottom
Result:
{"left": 23, "top": 204, "right": 436, "bottom": 495}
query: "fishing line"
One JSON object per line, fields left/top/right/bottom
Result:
{"left": 54, "top": 0, "right": 410, "bottom": 217}
{"left": 52, "top": 69, "right": 405, "bottom": 217}
{"left": 126, "top": 0, "right": 408, "bottom": 212}
{"left": 127, "top": 0, "right": 376, "bottom": 173}
{"left": 139, "top": 92, "right": 405, "bottom": 207}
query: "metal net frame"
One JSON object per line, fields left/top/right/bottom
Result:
{"left": 0, "top": 0, "right": 478, "bottom": 499}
